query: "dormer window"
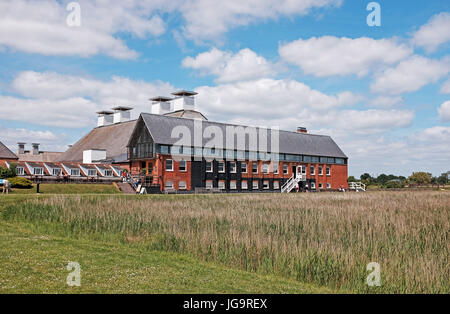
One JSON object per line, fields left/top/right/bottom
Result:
{"left": 53, "top": 169, "right": 62, "bottom": 176}
{"left": 88, "top": 169, "right": 97, "bottom": 176}
{"left": 71, "top": 169, "right": 80, "bottom": 176}
{"left": 16, "top": 167, "right": 24, "bottom": 175}
{"left": 104, "top": 170, "right": 113, "bottom": 177}
{"left": 34, "top": 168, "right": 43, "bottom": 175}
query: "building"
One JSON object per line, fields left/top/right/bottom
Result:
{"left": 16, "top": 143, "right": 62, "bottom": 162}
{"left": 1, "top": 90, "right": 348, "bottom": 193}
{"left": 0, "top": 141, "right": 18, "bottom": 162}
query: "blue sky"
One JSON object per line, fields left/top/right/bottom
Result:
{"left": 0, "top": 0, "right": 449, "bottom": 177}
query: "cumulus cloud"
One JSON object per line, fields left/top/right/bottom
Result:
{"left": 438, "top": 100, "right": 450, "bottom": 122}
{"left": 179, "top": 0, "right": 342, "bottom": 41}
{"left": 0, "top": 0, "right": 166, "bottom": 59}
{"left": 182, "top": 48, "right": 277, "bottom": 83}
{"left": 3, "top": 71, "right": 175, "bottom": 127}
{"left": 371, "top": 55, "right": 450, "bottom": 95}
{"left": 279, "top": 36, "right": 412, "bottom": 77}
{"left": 368, "top": 96, "right": 404, "bottom": 108}
{"left": 441, "top": 80, "right": 450, "bottom": 94}
{"left": 412, "top": 12, "right": 450, "bottom": 53}
{"left": 192, "top": 78, "right": 415, "bottom": 137}
{"left": 0, "top": 0, "right": 343, "bottom": 57}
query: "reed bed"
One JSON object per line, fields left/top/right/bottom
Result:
{"left": 3, "top": 191, "right": 449, "bottom": 293}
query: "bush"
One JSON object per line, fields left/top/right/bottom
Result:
{"left": 0, "top": 164, "right": 16, "bottom": 179}
{"left": 385, "top": 181, "right": 404, "bottom": 189}
{"left": 8, "top": 177, "right": 33, "bottom": 189}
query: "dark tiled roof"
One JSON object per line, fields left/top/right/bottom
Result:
{"left": 0, "top": 141, "right": 18, "bottom": 160}
{"left": 140, "top": 113, "right": 347, "bottom": 158}
{"left": 57, "top": 120, "right": 137, "bottom": 162}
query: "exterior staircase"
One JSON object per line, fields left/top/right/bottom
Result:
{"left": 117, "top": 182, "right": 136, "bottom": 194}
{"left": 281, "top": 174, "right": 304, "bottom": 193}
{"left": 348, "top": 182, "right": 366, "bottom": 192}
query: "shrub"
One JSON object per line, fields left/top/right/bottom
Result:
{"left": 8, "top": 177, "right": 33, "bottom": 189}
{"left": 385, "top": 181, "right": 404, "bottom": 189}
{"left": 0, "top": 164, "right": 16, "bottom": 179}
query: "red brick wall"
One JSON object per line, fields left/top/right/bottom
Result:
{"left": 160, "top": 156, "right": 191, "bottom": 191}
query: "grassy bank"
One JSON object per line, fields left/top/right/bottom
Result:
{"left": 10, "top": 183, "right": 120, "bottom": 195}
{"left": 2, "top": 191, "right": 448, "bottom": 293}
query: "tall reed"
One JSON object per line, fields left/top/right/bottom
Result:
{"left": 3, "top": 191, "right": 449, "bottom": 293}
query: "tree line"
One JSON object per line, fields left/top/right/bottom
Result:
{"left": 348, "top": 171, "right": 448, "bottom": 188}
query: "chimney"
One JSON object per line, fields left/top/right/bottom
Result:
{"left": 18, "top": 142, "right": 25, "bottom": 155}
{"left": 171, "top": 90, "right": 197, "bottom": 112}
{"left": 150, "top": 96, "right": 172, "bottom": 115}
{"left": 112, "top": 106, "right": 132, "bottom": 123}
{"left": 96, "top": 110, "right": 114, "bottom": 127}
{"left": 32, "top": 143, "right": 40, "bottom": 155}
{"left": 297, "top": 127, "right": 307, "bottom": 134}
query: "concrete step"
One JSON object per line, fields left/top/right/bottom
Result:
{"left": 117, "top": 182, "right": 136, "bottom": 194}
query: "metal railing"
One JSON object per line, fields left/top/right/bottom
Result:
{"left": 349, "top": 182, "right": 366, "bottom": 192}
{"left": 281, "top": 174, "right": 303, "bottom": 193}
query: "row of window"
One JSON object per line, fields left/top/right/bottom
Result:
{"left": 156, "top": 145, "right": 346, "bottom": 165}
{"left": 164, "top": 159, "right": 332, "bottom": 176}
{"left": 164, "top": 180, "right": 332, "bottom": 191}
{"left": 17, "top": 166, "right": 113, "bottom": 177}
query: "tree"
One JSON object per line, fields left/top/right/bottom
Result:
{"left": 0, "top": 164, "right": 16, "bottom": 179}
{"left": 408, "top": 172, "right": 432, "bottom": 186}
{"left": 377, "top": 174, "right": 389, "bottom": 185}
{"left": 360, "top": 173, "right": 372, "bottom": 181}
{"left": 348, "top": 176, "right": 357, "bottom": 183}
{"left": 437, "top": 175, "right": 448, "bottom": 186}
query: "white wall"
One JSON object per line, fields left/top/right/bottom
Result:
{"left": 83, "top": 149, "right": 107, "bottom": 164}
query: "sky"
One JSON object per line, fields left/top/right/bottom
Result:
{"left": 0, "top": 0, "right": 449, "bottom": 177}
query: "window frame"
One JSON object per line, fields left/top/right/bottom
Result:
{"left": 326, "top": 166, "right": 331, "bottom": 176}
{"left": 262, "top": 164, "right": 269, "bottom": 174}
{"left": 252, "top": 162, "right": 258, "bottom": 174}
{"left": 273, "top": 181, "right": 280, "bottom": 190}
{"left": 166, "top": 159, "right": 174, "bottom": 172}
{"left": 327, "top": 183, "right": 331, "bottom": 189}
{"left": 179, "top": 160, "right": 187, "bottom": 172}
{"left": 104, "top": 169, "right": 113, "bottom": 177}
{"left": 179, "top": 181, "right": 187, "bottom": 190}
{"left": 70, "top": 169, "right": 80, "bottom": 177}
{"left": 52, "top": 168, "right": 62, "bottom": 176}
{"left": 34, "top": 167, "right": 44, "bottom": 175}
{"left": 273, "top": 163, "right": 279, "bottom": 174}
{"left": 252, "top": 180, "right": 259, "bottom": 190}
{"left": 16, "top": 167, "right": 24, "bottom": 175}
{"left": 283, "top": 164, "right": 289, "bottom": 175}
{"left": 218, "top": 180, "right": 225, "bottom": 190}
{"left": 218, "top": 161, "right": 225, "bottom": 173}
{"left": 87, "top": 169, "right": 97, "bottom": 177}
{"left": 241, "top": 162, "right": 247, "bottom": 173}
{"left": 205, "top": 180, "right": 213, "bottom": 189}
{"left": 310, "top": 166, "right": 315, "bottom": 175}
{"left": 318, "top": 166, "right": 323, "bottom": 176}
{"left": 263, "top": 180, "right": 270, "bottom": 189}
{"left": 165, "top": 180, "right": 174, "bottom": 190}
{"left": 241, "top": 180, "right": 248, "bottom": 190}
{"left": 230, "top": 180, "right": 237, "bottom": 190}
{"left": 229, "top": 162, "right": 237, "bottom": 173}
{"left": 205, "top": 161, "right": 213, "bottom": 173}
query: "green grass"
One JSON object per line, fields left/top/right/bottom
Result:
{"left": 0, "top": 195, "right": 330, "bottom": 294}
{"left": 10, "top": 183, "right": 120, "bottom": 195}
{"left": 1, "top": 191, "right": 448, "bottom": 294}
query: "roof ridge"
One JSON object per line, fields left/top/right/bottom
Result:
{"left": 140, "top": 112, "right": 329, "bottom": 138}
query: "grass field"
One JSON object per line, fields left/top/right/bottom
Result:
{"left": 10, "top": 183, "right": 120, "bottom": 195}
{"left": 0, "top": 191, "right": 448, "bottom": 293}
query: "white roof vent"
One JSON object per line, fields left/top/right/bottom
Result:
{"left": 171, "top": 90, "right": 197, "bottom": 112}
{"left": 112, "top": 106, "right": 132, "bottom": 124}
{"left": 96, "top": 110, "right": 114, "bottom": 127}
{"left": 83, "top": 149, "right": 107, "bottom": 164}
{"left": 150, "top": 96, "right": 172, "bottom": 115}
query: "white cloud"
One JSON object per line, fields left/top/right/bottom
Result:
{"left": 0, "top": 126, "right": 68, "bottom": 153}
{"left": 438, "top": 100, "right": 450, "bottom": 122}
{"left": 0, "top": 0, "right": 166, "bottom": 59}
{"left": 182, "top": 48, "right": 276, "bottom": 82}
{"left": 371, "top": 55, "right": 450, "bottom": 95}
{"left": 193, "top": 78, "right": 413, "bottom": 137}
{"left": 441, "top": 80, "right": 450, "bottom": 94}
{"left": 279, "top": 36, "right": 412, "bottom": 77}
{"left": 179, "top": 0, "right": 342, "bottom": 41}
{"left": 412, "top": 12, "right": 450, "bottom": 53}
{"left": 368, "top": 96, "right": 404, "bottom": 108}
{"left": 415, "top": 126, "right": 450, "bottom": 142}
{"left": 0, "top": 0, "right": 344, "bottom": 57}
{"left": 3, "top": 71, "right": 175, "bottom": 127}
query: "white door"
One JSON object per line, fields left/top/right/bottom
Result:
{"left": 297, "top": 166, "right": 302, "bottom": 178}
